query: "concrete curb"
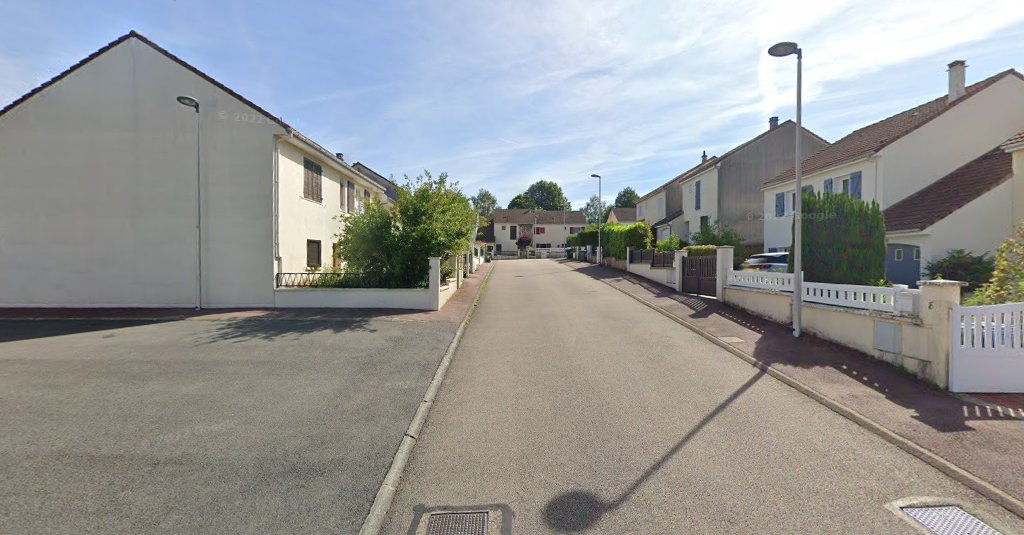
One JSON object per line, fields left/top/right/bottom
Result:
{"left": 359, "top": 263, "right": 496, "bottom": 535}
{"left": 583, "top": 264, "right": 1024, "bottom": 520}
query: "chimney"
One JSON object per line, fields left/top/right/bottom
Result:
{"left": 335, "top": 152, "right": 345, "bottom": 162}
{"left": 769, "top": 116, "right": 779, "bottom": 130}
{"left": 948, "top": 60, "right": 966, "bottom": 102}
{"left": 701, "top": 150, "right": 708, "bottom": 163}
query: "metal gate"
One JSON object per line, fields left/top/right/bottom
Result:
{"left": 683, "top": 255, "right": 716, "bottom": 296}
{"left": 950, "top": 302, "right": 1024, "bottom": 393}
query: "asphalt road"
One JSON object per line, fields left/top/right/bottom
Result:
{"left": 382, "top": 259, "right": 1024, "bottom": 534}
{"left": 0, "top": 315, "right": 457, "bottom": 534}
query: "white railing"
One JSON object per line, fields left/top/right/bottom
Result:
{"left": 727, "top": 270, "right": 918, "bottom": 315}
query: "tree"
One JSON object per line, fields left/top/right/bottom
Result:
{"left": 507, "top": 193, "right": 537, "bottom": 210}
{"left": 614, "top": 187, "right": 640, "bottom": 208}
{"left": 336, "top": 170, "right": 476, "bottom": 288}
{"left": 691, "top": 220, "right": 744, "bottom": 268}
{"left": 582, "top": 194, "right": 607, "bottom": 225}
{"left": 513, "top": 180, "right": 571, "bottom": 211}
{"left": 969, "top": 220, "right": 1024, "bottom": 304}
{"left": 924, "top": 249, "right": 994, "bottom": 291}
{"left": 516, "top": 231, "right": 533, "bottom": 250}
{"left": 470, "top": 188, "right": 498, "bottom": 217}
{"left": 788, "top": 191, "right": 885, "bottom": 285}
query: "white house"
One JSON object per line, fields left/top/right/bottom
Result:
{"left": 0, "top": 31, "right": 390, "bottom": 307}
{"left": 762, "top": 61, "right": 1024, "bottom": 285}
{"left": 488, "top": 209, "right": 587, "bottom": 254}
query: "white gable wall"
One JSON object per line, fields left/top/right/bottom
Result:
{"left": 0, "top": 38, "right": 286, "bottom": 306}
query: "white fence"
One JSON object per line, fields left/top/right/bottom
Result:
{"left": 727, "top": 270, "right": 916, "bottom": 314}
{"left": 950, "top": 302, "right": 1024, "bottom": 393}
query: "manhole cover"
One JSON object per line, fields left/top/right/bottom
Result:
{"left": 901, "top": 506, "right": 1001, "bottom": 535}
{"left": 426, "top": 512, "right": 488, "bottom": 535}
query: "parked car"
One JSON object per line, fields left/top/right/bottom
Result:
{"left": 740, "top": 252, "right": 789, "bottom": 272}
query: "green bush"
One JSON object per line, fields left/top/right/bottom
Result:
{"left": 336, "top": 170, "right": 476, "bottom": 288}
{"left": 568, "top": 222, "right": 651, "bottom": 259}
{"left": 968, "top": 221, "right": 1024, "bottom": 305}
{"left": 655, "top": 234, "right": 684, "bottom": 252}
{"left": 684, "top": 245, "right": 717, "bottom": 257}
{"left": 924, "top": 249, "right": 994, "bottom": 291}
{"left": 789, "top": 191, "right": 885, "bottom": 285}
{"left": 691, "top": 221, "right": 744, "bottom": 268}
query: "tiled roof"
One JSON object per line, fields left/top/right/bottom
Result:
{"left": 608, "top": 207, "right": 636, "bottom": 222}
{"left": 1002, "top": 129, "right": 1024, "bottom": 149}
{"left": 766, "top": 69, "right": 1024, "bottom": 188}
{"left": 651, "top": 209, "right": 684, "bottom": 228}
{"left": 491, "top": 208, "right": 587, "bottom": 225}
{"left": 352, "top": 162, "right": 398, "bottom": 202}
{"left": 883, "top": 148, "right": 1013, "bottom": 233}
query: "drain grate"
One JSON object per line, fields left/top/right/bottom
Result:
{"left": 426, "top": 511, "right": 488, "bottom": 535}
{"left": 901, "top": 506, "right": 1001, "bottom": 535}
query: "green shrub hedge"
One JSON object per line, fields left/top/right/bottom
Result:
{"left": 567, "top": 222, "right": 652, "bottom": 259}
{"left": 684, "top": 245, "right": 717, "bottom": 257}
{"left": 655, "top": 234, "right": 684, "bottom": 252}
{"left": 789, "top": 191, "right": 885, "bottom": 285}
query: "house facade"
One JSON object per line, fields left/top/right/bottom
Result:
{"left": 762, "top": 62, "right": 1024, "bottom": 285}
{"left": 0, "top": 32, "right": 388, "bottom": 307}
{"left": 489, "top": 209, "right": 586, "bottom": 253}
{"left": 606, "top": 207, "right": 637, "bottom": 225}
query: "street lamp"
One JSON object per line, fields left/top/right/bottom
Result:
{"left": 768, "top": 41, "right": 803, "bottom": 337}
{"left": 177, "top": 95, "right": 202, "bottom": 309}
{"left": 591, "top": 173, "right": 602, "bottom": 263}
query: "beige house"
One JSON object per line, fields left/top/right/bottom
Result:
{"left": 488, "top": 209, "right": 587, "bottom": 254}
{"left": 763, "top": 61, "right": 1024, "bottom": 285}
{"left": 0, "top": 31, "right": 390, "bottom": 307}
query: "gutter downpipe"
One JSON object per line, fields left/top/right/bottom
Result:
{"left": 273, "top": 136, "right": 282, "bottom": 279}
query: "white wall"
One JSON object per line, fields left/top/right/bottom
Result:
{"left": 637, "top": 191, "right": 665, "bottom": 223}
{"left": 913, "top": 179, "right": 1016, "bottom": 267}
{"left": 0, "top": 37, "right": 285, "bottom": 306}
{"left": 680, "top": 167, "right": 718, "bottom": 239}
{"left": 882, "top": 75, "right": 1024, "bottom": 207}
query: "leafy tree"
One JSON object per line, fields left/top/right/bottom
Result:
{"left": 470, "top": 188, "right": 498, "bottom": 217}
{"left": 614, "top": 187, "right": 640, "bottom": 208}
{"left": 336, "top": 170, "right": 476, "bottom": 288}
{"left": 788, "top": 191, "right": 885, "bottom": 285}
{"left": 507, "top": 193, "right": 537, "bottom": 210}
{"left": 582, "top": 194, "right": 607, "bottom": 225}
{"left": 969, "top": 221, "right": 1024, "bottom": 305}
{"left": 924, "top": 249, "right": 994, "bottom": 291}
{"left": 522, "top": 180, "right": 571, "bottom": 211}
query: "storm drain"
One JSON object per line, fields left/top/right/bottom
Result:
{"left": 900, "top": 506, "right": 1001, "bottom": 535}
{"left": 425, "top": 512, "right": 488, "bottom": 535}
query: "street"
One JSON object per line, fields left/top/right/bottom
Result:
{"left": 382, "top": 259, "right": 1024, "bottom": 534}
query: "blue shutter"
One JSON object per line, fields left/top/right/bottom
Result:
{"left": 850, "top": 171, "right": 862, "bottom": 199}
{"left": 775, "top": 192, "right": 784, "bottom": 217}
{"left": 695, "top": 180, "right": 701, "bottom": 210}
{"left": 824, "top": 178, "right": 833, "bottom": 193}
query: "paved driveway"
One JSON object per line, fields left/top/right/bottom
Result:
{"left": 0, "top": 314, "right": 457, "bottom": 534}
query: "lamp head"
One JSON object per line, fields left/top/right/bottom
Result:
{"left": 768, "top": 42, "right": 800, "bottom": 57}
{"left": 176, "top": 95, "right": 199, "bottom": 111}
{"left": 590, "top": 174, "right": 601, "bottom": 179}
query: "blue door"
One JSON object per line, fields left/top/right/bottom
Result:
{"left": 886, "top": 244, "right": 921, "bottom": 287}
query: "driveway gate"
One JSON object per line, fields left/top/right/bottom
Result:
{"left": 949, "top": 302, "right": 1024, "bottom": 392}
{"left": 683, "top": 255, "right": 717, "bottom": 296}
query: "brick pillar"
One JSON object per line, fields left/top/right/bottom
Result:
{"left": 918, "top": 279, "right": 965, "bottom": 389}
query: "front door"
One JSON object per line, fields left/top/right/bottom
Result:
{"left": 886, "top": 243, "right": 921, "bottom": 287}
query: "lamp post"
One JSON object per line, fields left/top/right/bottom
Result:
{"left": 176, "top": 95, "right": 202, "bottom": 310}
{"left": 591, "top": 173, "right": 602, "bottom": 263}
{"left": 768, "top": 41, "right": 803, "bottom": 337}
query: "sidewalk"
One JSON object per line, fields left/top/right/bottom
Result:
{"left": 566, "top": 260, "right": 1024, "bottom": 509}
{"left": 0, "top": 262, "right": 492, "bottom": 324}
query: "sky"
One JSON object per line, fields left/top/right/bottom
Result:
{"left": 2, "top": 1, "right": 1024, "bottom": 209}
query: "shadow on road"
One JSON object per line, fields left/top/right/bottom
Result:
{"left": 198, "top": 316, "right": 377, "bottom": 343}
{"left": 542, "top": 370, "right": 766, "bottom": 532}
{"left": 0, "top": 319, "right": 167, "bottom": 343}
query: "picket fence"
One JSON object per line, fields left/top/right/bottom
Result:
{"left": 726, "top": 270, "right": 915, "bottom": 314}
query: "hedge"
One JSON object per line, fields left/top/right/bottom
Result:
{"left": 684, "top": 245, "right": 717, "bottom": 257}
{"left": 789, "top": 191, "right": 885, "bottom": 284}
{"left": 567, "top": 222, "right": 652, "bottom": 259}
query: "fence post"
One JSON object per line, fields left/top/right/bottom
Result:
{"left": 596, "top": 246, "right": 603, "bottom": 264}
{"left": 715, "top": 246, "right": 734, "bottom": 298}
{"left": 429, "top": 257, "right": 441, "bottom": 310}
{"left": 626, "top": 247, "right": 632, "bottom": 274}
{"left": 673, "top": 249, "right": 687, "bottom": 292}
{"left": 918, "top": 279, "right": 965, "bottom": 389}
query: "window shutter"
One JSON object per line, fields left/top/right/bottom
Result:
{"left": 347, "top": 182, "right": 355, "bottom": 212}
{"left": 824, "top": 178, "right": 833, "bottom": 193}
{"left": 303, "top": 158, "right": 322, "bottom": 202}
{"left": 306, "top": 240, "right": 321, "bottom": 268}
{"left": 775, "top": 193, "right": 784, "bottom": 217}
{"left": 695, "top": 180, "right": 701, "bottom": 210}
{"left": 850, "top": 171, "right": 862, "bottom": 200}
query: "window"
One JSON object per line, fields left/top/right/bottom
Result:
{"left": 700, "top": 215, "right": 710, "bottom": 229}
{"left": 306, "top": 239, "right": 321, "bottom": 268}
{"left": 569, "top": 226, "right": 583, "bottom": 234}
{"left": 364, "top": 189, "right": 370, "bottom": 199}
{"left": 775, "top": 192, "right": 785, "bottom": 217}
{"left": 303, "top": 158, "right": 323, "bottom": 202}
{"left": 913, "top": 248, "right": 921, "bottom": 261}
{"left": 637, "top": 205, "right": 644, "bottom": 218}
{"left": 501, "top": 225, "right": 506, "bottom": 230}
{"left": 346, "top": 181, "right": 355, "bottom": 212}
{"left": 842, "top": 171, "right": 863, "bottom": 200}
{"left": 768, "top": 247, "right": 778, "bottom": 253}
{"left": 509, "top": 225, "right": 517, "bottom": 240}
{"left": 536, "top": 226, "right": 546, "bottom": 234}
{"left": 537, "top": 243, "right": 551, "bottom": 248}
{"left": 894, "top": 249, "right": 904, "bottom": 261}
{"left": 695, "top": 180, "right": 702, "bottom": 210}
{"left": 791, "top": 192, "right": 796, "bottom": 213}
{"left": 823, "top": 178, "right": 833, "bottom": 193}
